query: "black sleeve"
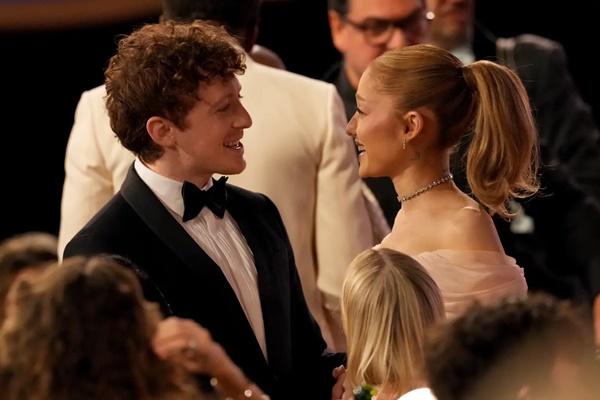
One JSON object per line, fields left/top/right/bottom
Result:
{"left": 260, "top": 194, "right": 345, "bottom": 400}
{"left": 515, "top": 35, "right": 600, "bottom": 201}
{"left": 525, "top": 162, "right": 600, "bottom": 302}
{"left": 63, "top": 232, "right": 107, "bottom": 259}
{"left": 63, "top": 233, "right": 174, "bottom": 315}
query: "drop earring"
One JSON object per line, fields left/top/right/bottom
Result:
{"left": 402, "top": 137, "right": 406, "bottom": 150}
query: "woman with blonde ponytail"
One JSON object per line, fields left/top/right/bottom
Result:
{"left": 347, "top": 44, "right": 538, "bottom": 318}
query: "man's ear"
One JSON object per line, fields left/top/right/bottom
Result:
{"left": 146, "top": 116, "right": 176, "bottom": 149}
{"left": 402, "top": 110, "right": 425, "bottom": 143}
{"left": 328, "top": 10, "right": 348, "bottom": 52}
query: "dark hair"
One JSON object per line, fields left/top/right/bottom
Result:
{"left": 425, "top": 295, "right": 595, "bottom": 400}
{"left": 371, "top": 44, "right": 539, "bottom": 218}
{"left": 0, "top": 232, "right": 57, "bottom": 323}
{"left": 161, "top": 0, "right": 260, "bottom": 38}
{"left": 105, "top": 20, "right": 245, "bottom": 162}
{"left": 0, "top": 256, "right": 200, "bottom": 400}
{"left": 327, "top": 0, "right": 348, "bottom": 14}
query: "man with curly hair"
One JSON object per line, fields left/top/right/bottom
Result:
{"left": 64, "top": 21, "right": 342, "bottom": 400}
{"left": 59, "top": 0, "right": 375, "bottom": 352}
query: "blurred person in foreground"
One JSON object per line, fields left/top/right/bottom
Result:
{"left": 0, "top": 232, "right": 57, "bottom": 324}
{"left": 425, "top": 295, "right": 600, "bottom": 400}
{"left": 0, "top": 256, "right": 270, "bottom": 400}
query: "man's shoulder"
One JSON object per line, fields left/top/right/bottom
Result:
{"left": 499, "top": 34, "right": 564, "bottom": 63}
{"left": 227, "top": 183, "right": 272, "bottom": 207}
{"left": 79, "top": 84, "right": 107, "bottom": 105}
{"left": 64, "top": 193, "right": 136, "bottom": 258}
{"left": 76, "top": 193, "right": 135, "bottom": 236}
{"left": 246, "top": 62, "right": 336, "bottom": 97}
{"left": 496, "top": 34, "right": 569, "bottom": 88}
{"left": 226, "top": 183, "right": 284, "bottom": 223}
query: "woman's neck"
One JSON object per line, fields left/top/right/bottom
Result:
{"left": 391, "top": 154, "right": 456, "bottom": 213}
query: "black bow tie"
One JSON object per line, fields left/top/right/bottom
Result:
{"left": 181, "top": 177, "right": 228, "bottom": 221}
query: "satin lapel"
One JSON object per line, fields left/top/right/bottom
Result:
{"left": 226, "top": 186, "right": 288, "bottom": 372}
{"left": 120, "top": 166, "right": 267, "bottom": 367}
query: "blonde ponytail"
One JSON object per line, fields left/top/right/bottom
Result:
{"left": 371, "top": 45, "right": 539, "bottom": 217}
{"left": 463, "top": 61, "right": 539, "bottom": 218}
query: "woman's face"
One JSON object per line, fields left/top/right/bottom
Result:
{"left": 347, "top": 67, "right": 406, "bottom": 178}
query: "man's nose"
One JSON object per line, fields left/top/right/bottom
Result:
{"left": 235, "top": 105, "right": 253, "bottom": 129}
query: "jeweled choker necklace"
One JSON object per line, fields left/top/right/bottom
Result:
{"left": 397, "top": 173, "right": 454, "bottom": 203}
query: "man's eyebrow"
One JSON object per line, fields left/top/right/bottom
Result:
{"left": 363, "top": 7, "right": 423, "bottom": 23}
{"left": 202, "top": 91, "right": 235, "bottom": 107}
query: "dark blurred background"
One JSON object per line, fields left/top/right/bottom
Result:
{"left": 1, "top": 0, "right": 598, "bottom": 240}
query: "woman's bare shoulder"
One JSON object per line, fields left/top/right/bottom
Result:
{"left": 441, "top": 204, "right": 503, "bottom": 251}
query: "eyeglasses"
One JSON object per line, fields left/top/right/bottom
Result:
{"left": 341, "top": 9, "right": 434, "bottom": 46}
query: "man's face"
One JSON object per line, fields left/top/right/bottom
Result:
{"left": 171, "top": 75, "right": 252, "bottom": 182}
{"left": 329, "top": 0, "right": 428, "bottom": 89}
{"left": 426, "top": 0, "right": 474, "bottom": 50}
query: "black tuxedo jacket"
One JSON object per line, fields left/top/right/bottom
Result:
{"left": 64, "top": 166, "right": 341, "bottom": 400}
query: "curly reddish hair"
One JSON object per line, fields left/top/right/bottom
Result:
{"left": 105, "top": 20, "right": 246, "bottom": 162}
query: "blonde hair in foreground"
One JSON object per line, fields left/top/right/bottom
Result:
{"left": 371, "top": 44, "right": 539, "bottom": 218}
{"left": 342, "top": 248, "right": 444, "bottom": 396}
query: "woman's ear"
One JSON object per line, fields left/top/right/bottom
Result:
{"left": 146, "top": 116, "right": 176, "bottom": 148}
{"left": 402, "top": 110, "right": 425, "bottom": 143}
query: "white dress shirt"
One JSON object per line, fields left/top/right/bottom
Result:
{"left": 134, "top": 159, "right": 267, "bottom": 359}
{"left": 398, "top": 388, "right": 437, "bottom": 400}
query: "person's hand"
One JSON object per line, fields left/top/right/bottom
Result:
{"left": 153, "top": 317, "right": 270, "bottom": 399}
{"left": 152, "top": 316, "right": 226, "bottom": 374}
{"left": 331, "top": 365, "right": 347, "bottom": 400}
{"left": 342, "top": 378, "right": 354, "bottom": 400}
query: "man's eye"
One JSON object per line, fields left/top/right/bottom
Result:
{"left": 217, "top": 103, "right": 230, "bottom": 112}
{"left": 364, "top": 21, "right": 390, "bottom": 35}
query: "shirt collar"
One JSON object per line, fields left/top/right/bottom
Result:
{"left": 134, "top": 158, "right": 212, "bottom": 218}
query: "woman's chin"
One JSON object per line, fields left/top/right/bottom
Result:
{"left": 358, "top": 164, "right": 379, "bottom": 179}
